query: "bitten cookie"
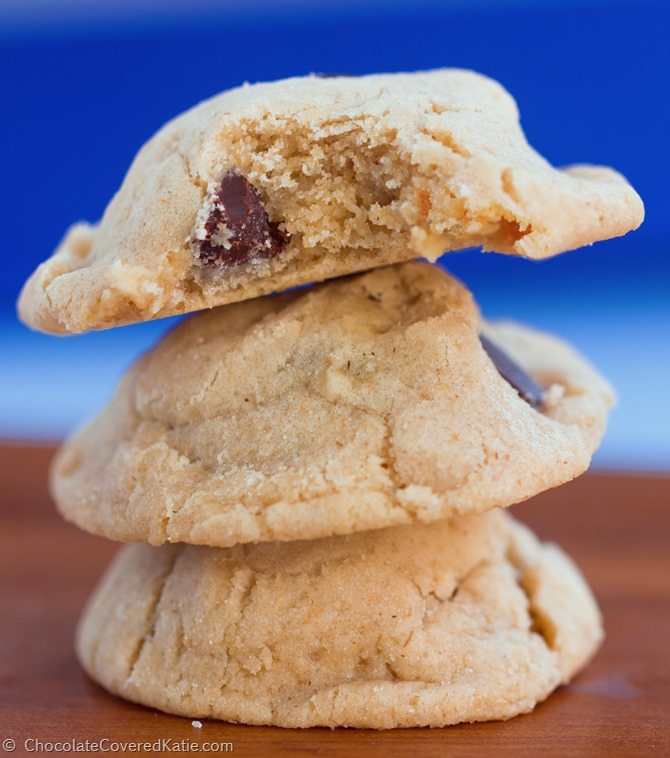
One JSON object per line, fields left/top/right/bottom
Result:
{"left": 51, "top": 263, "right": 615, "bottom": 548}
{"left": 76, "top": 510, "right": 603, "bottom": 728}
{"left": 18, "top": 69, "right": 643, "bottom": 333}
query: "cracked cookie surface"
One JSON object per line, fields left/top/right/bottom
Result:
{"left": 76, "top": 510, "right": 603, "bottom": 728}
{"left": 51, "top": 263, "right": 615, "bottom": 548}
{"left": 18, "top": 68, "right": 643, "bottom": 334}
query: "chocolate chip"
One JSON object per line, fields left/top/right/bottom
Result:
{"left": 479, "top": 334, "right": 545, "bottom": 409}
{"left": 197, "top": 170, "right": 288, "bottom": 268}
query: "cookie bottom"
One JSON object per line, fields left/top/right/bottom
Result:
{"left": 76, "top": 510, "right": 602, "bottom": 729}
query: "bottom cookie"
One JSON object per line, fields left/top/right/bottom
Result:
{"left": 76, "top": 510, "right": 602, "bottom": 729}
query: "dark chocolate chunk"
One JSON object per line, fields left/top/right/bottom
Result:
{"left": 479, "top": 334, "right": 545, "bottom": 409}
{"left": 197, "top": 170, "right": 288, "bottom": 268}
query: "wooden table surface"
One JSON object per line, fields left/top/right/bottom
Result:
{"left": 1, "top": 443, "right": 668, "bottom": 756}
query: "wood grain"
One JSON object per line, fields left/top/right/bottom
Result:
{"left": 1, "top": 443, "right": 668, "bottom": 756}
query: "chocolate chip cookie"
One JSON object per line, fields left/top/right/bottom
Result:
{"left": 18, "top": 69, "right": 642, "bottom": 334}
{"left": 51, "top": 263, "right": 614, "bottom": 548}
{"left": 76, "top": 509, "right": 603, "bottom": 728}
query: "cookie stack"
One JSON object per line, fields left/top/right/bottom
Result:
{"left": 19, "top": 70, "right": 643, "bottom": 729}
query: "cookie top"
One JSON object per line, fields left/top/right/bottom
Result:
{"left": 76, "top": 510, "right": 603, "bottom": 728}
{"left": 19, "top": 68, "right": 642, "bottom": 334}
{"left": 52, "top": 263, "right": 614, "bottom": 548}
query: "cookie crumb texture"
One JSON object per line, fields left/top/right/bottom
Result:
{"left": 18, "top": 69, "right": 643, "bottom": 333}
{"left": 76, "top": 511, "right": 603, "bottom": 728}
{"left": 52, "top": 264, "right": 615, "bottom": 548}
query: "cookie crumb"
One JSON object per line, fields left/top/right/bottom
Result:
{"left": 543, "top": 383, "right": 566, "bottom": 410}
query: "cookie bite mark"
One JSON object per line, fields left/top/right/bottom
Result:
{"left": 193, "top": 170, "right": 289, "bottom": 268}
{"left": 216, "top": 118, "right": 413, "bottom": 254}
{"left": 18, "top": 70, "right": 644, "bottom": 335}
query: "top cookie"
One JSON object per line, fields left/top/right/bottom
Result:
{"left": 19, "top": 69, "right": 643, "bottom": 334}
{"left": 51, "top": 262, "right": 615, "bottom": 548}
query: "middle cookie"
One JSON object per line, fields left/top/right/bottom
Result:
{"left": 52, "top": 262, "right": 614, "bottom": 548}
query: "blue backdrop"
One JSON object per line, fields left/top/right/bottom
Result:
{"left": 2, "top": 0, "right": 669, "bottom": 469}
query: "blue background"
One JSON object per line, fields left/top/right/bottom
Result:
{"left": 2, "top": 0, "right": 669, "bottom": 469}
